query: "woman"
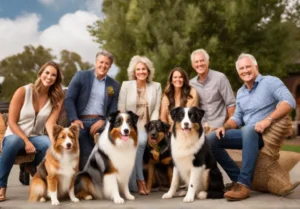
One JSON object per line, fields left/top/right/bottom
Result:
{"left": 160, "top": 67, "right": 198, "bottom": 127}
{"left": 118, "top": 55, "right": 162, "bottom": 195}
{"left": 0, "top": 61, "right": 64, "bottom": 202}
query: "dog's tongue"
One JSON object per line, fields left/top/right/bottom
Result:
{"left": 183, "top": 128, "right": 190, "bottom": 133}
{"left": 121, "top": 135, "right": 129, "bottom": 141}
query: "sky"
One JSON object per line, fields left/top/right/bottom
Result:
{"left": 0, "top": 0, "right": 118, "bottom": 77}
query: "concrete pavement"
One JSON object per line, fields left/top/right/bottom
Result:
{"left": 1, "top": 163, "right": 300, "bottom": 209}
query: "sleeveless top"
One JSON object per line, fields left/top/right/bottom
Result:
{"left": 136, "top": 88, "right": 149, "bottom": 130}
{"left": 5, "top": 84, "right": 52, "bottom": 137}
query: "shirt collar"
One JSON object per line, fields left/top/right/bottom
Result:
{"left": 197, "top": 69, "right": 211, "bottom": 84}
{"left": 94, "top": 73, "right": 107, "bottom": 81}
{"left": 242, "top": 74, "right": 262, "bottom": 90}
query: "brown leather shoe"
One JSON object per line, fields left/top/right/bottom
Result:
{"left": 137, "top": 180, "right": 148, "bottom": 195}
{"left": 224, "top": 181, "right": 236, "bottom": 192}
{"left": 224, "top": 183, "right": 250, "bottom": 201}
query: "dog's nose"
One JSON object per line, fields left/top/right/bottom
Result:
{"left": 184, "top": 122, "right": 189, "bottom": 127}
{"left": 124, "top": 129, "right": 129, "bottom": 134}
{"left": 66, "top": 143, "right": 72, "bottom": 148}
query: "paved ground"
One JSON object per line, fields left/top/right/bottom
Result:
{"left": 1, "top": 161, "right": 300, "bottom": 209}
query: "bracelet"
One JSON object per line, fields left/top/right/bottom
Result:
{"left": 267, "top": 117, "right": 273, "bottom": 122}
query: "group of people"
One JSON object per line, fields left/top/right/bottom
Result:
{"left": 0, "top": 48, "right": 295, "bottom": 202}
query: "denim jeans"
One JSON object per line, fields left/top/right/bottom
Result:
{"left": 0, "top": 134, "right": 50, "bottom": 188}
{"left": 78, "top": 118, "right": 102, "bottom": 171}
{"left": 206, "top": 125, "right": 264, "bottom": 187}
{"left": 129, "top": 128, "right": 147, "bottom": 192}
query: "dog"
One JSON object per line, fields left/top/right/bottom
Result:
{"left": 28, "top": 124, "right": 80, "bottom": 205}
{"left": 162, "top": 107, "right": 224, "bottom": 202}
{"left": 144, "top": 120, "right": 172, "bottom": 193}
{"left": 74, "top": 111, "right": 139, "bottom": 204}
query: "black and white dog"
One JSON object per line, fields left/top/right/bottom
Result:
{"left": 75, "top": 111, "right": 139, "bottom": 204}
{"left": 162, "top": 107, "right": 224, "bottom": 202}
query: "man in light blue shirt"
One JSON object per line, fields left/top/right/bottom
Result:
{"left": 207, "top": 53, "right": 295, "bottom": 201}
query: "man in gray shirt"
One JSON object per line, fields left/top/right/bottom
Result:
{"left": 190, "top": 49, "right": 236, "bottom": 129}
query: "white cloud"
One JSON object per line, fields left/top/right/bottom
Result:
{"left": 0, "top": 10, "right": 118, "bottom": 77}
{"left": 85, "top": 0, "right": 104, "bottom": 16}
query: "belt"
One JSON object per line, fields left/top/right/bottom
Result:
{"left": 79, "top": 115, "right": 105, "bottom": 119}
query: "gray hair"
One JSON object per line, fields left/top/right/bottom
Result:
{"left": 190, "top": 49, "right": 210, "bottom": 63}
{"left": 235, "top": 53, "right": 258, "bottom": 70}
{"left": 96, "top": 50, "right": 114, "bottom": 64}
{"left": 127, "top": 55, "right": 155, "bottom": 82}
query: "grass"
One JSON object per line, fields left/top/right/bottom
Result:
{"left": 281, "top": 144, "right": 300, "bottom": 153}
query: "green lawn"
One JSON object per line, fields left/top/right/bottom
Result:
{"left": 282, "top": 145, "right": 300, "bottom": 153}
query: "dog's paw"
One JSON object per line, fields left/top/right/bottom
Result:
{"left": 71, "top": 197, "right": 80, "bottom": 202}
{"left": 197, "top": 191, "right": 207, "bottom": 200}
{"left": 114, "top": 197, "right": 125, "bottom": 204}
{"left": 162, "top": 192, "right": 173, "bottom": 199}
{"left": 39, "top": 197, "right": 46, "bottom": 203}
{"left": 51, "top": 199, "right": 60, "bottom": 206}
{"left": 125, "top": 194, "right": 135, "bottom": 200}
{"left": 183, "top": 193, "right": 194, "bottom": 203}
{"left": 84, "top": 195, "right": 93, "bottom": 200}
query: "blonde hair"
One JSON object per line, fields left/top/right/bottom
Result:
{"left": 127, "top": 55, "right": 155, "bottom": 82}
{"left": 34, "top": 61, "right": 64, "bottom": 108}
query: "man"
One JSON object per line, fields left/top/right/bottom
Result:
{"left": 190, "top": 49, "right": 236, "bottom": 129}
{"left": 207, "top": 53, "right": 296, "bottom": 201}
{"left": 64, "top": 50, "right": 120, "bottom": 170}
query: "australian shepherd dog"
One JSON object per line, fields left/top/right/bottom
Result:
{"left": 162, "top": 107, "right": 224, "bottom": 202}
{"left": 29, "top": 124, "right": 80, "bottom": 205}
{"left": 75, "top": 111, "right": 139, "bottom": 204}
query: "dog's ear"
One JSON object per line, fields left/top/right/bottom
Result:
{"left": 108, "top": 111, "right": 120, "bottom": 123}
{"left": 69, "top": 124, "right": 79, "bottom": 140}
{"left": 127, "top": 111, "right": 139, "bottom": 125}
{"left": 196, "top": 107, "right": 205, "bottom": 121}
{"left": 170, "top": 107, "right": 181, "bottom": 121}
{"left": 161, "top": 121, "right": 170, "bottom": 134}
{"left": 144, "top": 121, "right": 150, "bottom": 131}
{"left": 52, "top": 125, "right": 64, "bottom": 141}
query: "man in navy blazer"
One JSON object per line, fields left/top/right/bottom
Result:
{"left": 64, "top": 50, "right": 120, "bottom": 170}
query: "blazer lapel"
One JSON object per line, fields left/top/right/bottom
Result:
{"left": 129, "top": 81, "right": 137, "bottom": 113}
{"left": 146, "top": 82, "right": 153, "bottom": 115}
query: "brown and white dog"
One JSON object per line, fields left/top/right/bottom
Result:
{"left": 28, "top": 124, "right": 80, "bottom": 205}
{"left": 75, "top": 111, "right": 139, "bottom": 204}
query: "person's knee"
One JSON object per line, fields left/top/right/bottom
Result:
{"left": 38, "top": 136, "right": 51, "bottom": 152}
{"left": 206, "top": 131, "right": 218, "bottom": 147}
{"left": 3, "top": 135, "right": 24, "bottom": 150}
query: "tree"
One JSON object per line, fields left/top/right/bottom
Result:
{"left": 59, "top": 50, "right": 93, "bottom": 86}
{"left": 88, "top": 0, "right": 300, "bottom": 90}
{"left": 0, "top": 45, "right": 93, "bottom": 101}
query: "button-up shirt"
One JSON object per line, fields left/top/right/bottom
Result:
{"left": 231, "top": 74, "right": 296, "bottom": 126}
{"left": 190, "top": 69, "right": 236, "bottom": 128}
{"left": 82, "top": 75, "right": 106, "bottom": 116}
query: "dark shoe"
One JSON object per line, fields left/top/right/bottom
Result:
{"left": 224, "top": 181, "right": 236, "bottom": 192}
{"left": 224, "top": 183, "right": 250, "bottom": 201}
{"left": 0, "top": 187, "right": 6, "bottom": 202}
{"left": 137, "top": 180, "right": 148, "bottom": 195}
{"left": 19, "top": 164, "right": 30, "bottom": 186}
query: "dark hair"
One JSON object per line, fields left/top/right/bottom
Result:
{"left": 34, "top": 61, "right": 64, "bottom": 108}
{"left": 164, "top": 67, "right": 192, "bottom": 111}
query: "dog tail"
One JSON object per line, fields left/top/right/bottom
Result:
{"left": 206, "top": 165, "right": 225, "bottom": 199}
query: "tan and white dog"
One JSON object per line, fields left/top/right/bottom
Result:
{"left": 28, "top": 124, "right": 80, "bottom": 205}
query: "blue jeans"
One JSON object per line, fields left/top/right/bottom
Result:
{"left": 0, "top": 134, "right": 50, "bottom": 188}
{"left": 79, "top": 118, "right": 104, "bottom": 170}
{"left": 129, "top": 129, "right": 147, "bottom": 192}
{"left": 206, "top": 125, "right": 264, "bottom": 187}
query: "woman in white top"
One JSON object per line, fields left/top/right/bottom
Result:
{"left": 118, "top": 55, "right": 162, "bottom": 195}
{"left": 0, "top": 61, "right": 64, "bottom": 202}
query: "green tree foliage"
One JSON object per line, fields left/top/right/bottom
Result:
{"left": 59, "top": 50, "right": 93, "bottom": 86}
{"left": 0, "top": 45, "right": 93, "bottom": 101}
{"left": 88, "top": 0, "right": 300, "bottom": 90}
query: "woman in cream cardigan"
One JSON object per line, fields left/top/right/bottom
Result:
{"left": 118, "top": 55, "right": 162, "bottom": 195}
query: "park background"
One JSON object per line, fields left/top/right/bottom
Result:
{"left": 1, "top": 0, "right": 300, "bottom": 125}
